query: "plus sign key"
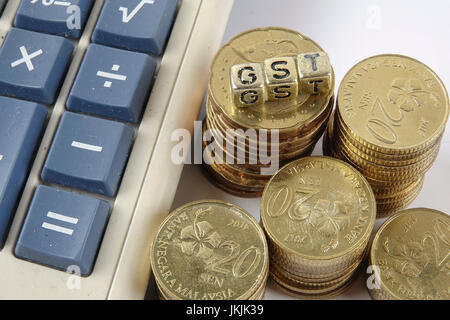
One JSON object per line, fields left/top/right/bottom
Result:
{"left": 92, "top": 0, "right": 178, "bottom": 55}
{"left": 67, "top": 44, "right": 156, "bottom": 123}
{"left": 0, "top": 28, "right": 73, "bottom": 104}
{"left": 14, "top": 0, "right": 94, "bottom": 39}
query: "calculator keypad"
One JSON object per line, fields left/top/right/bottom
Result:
{"left": 4, "top": 0, "right": 179, "bottom": 276}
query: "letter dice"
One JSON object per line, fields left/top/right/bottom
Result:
{"left": 297, "top": 52, "right": 332, "bottom": 95}
{"left": 264, "top": 57, "right": 298, "bottom": 102}
{"left": 230, "top": 63, "right": 266, "bottom": 108}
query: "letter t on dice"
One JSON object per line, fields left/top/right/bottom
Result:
{"left": 297, "top": 52, "right": 332, "bottom": 95}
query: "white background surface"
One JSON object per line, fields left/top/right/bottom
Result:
{"left": 171, "top": 0, "right": 450, "bottom": 300}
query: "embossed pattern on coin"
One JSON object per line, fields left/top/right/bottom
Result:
{"left": 369, "top": 208, "right": 450, "bottom": 300}
{"left": 337, "top": 55, "right": 448, "bottom": 152}
{"left": 324, "top": 55, "right": 449, "bottom": 217}
{"left": 210, "top": 27, "right": 334, "bottom": 132}
{"left": 151, "top": 200, "right": 269, "bottom": 300}
{"left": 261, "top": 156, "right": 376, "bottom": 296}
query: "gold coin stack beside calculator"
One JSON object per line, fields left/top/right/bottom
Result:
{"left": 151, "top": 26, "right": 449, "bottom": 300}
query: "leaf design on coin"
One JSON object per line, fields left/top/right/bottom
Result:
{"left": 388, "top": 78, "right": 439, "bottom": 112}
{"left": 289, "top": 188, "right": 356, "bottom": 252}
{"left": 179, "top": 207, "right": 222, "bottom": 262}
{"left": 382, "top": 236, "right": 430, "bottom": 278}
{"left": 311, "top": 197, "right": 354, "bottom": 253}
{"left": 179, "top": 220, "right": 222, "bottom": 261}
{"left": 378, "top": 217, "right": 450, "bottom": 299}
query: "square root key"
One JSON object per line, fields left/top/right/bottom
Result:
{"left": 92, "top": 0, "right": 178, "bottom": 55}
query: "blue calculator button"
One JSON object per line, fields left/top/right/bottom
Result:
{"left": 92, "top": 0, "right": 178, "bottom": 55}
{"left": 14, "top": 0, "right": 94, "bottom": 39}
{"left": 15, "top": 185, "right": 110, "bottom": 276}
{"left": 0, "top": 97, "right": 47, "bottom": 247}
{"left": 41, "top": 112, "right": 134, "bottom": 197}
{"left": 67, "top": 44, "right": 156, "bottom": 123}
{"left": 0, "top": 28, "right": 73, "bottom": 104}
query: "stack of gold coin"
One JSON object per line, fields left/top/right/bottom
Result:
{"left": 150, "top": 200, "right": 269, "bottom": 300}
{"left": 323, "top": 54, "right": 449, "bottom": 217}
{"left": 203, "top": 27, "right": 335, "bottom": 197}
{"left": 261, "top": 156, "right": 376, "bottom": 298}
{"left": 368, "top": 208, "right": 450, "bottom": 300}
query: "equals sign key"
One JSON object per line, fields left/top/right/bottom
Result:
{"left": 42, "top": 211, "right": 79, "bottom": 236}
{"left": 15, "top": 185, "right": 111, "bottom": 276}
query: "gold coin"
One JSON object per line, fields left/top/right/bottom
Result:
{"left": 375, "top": 184, "right": 424, "bottom": 218}
{"left": 369, "top": 208, "right": 450, "bottom": 300}
{"left": 261, "top": 156, "right": 376, "bottom": 275}
{"left": 209, "top": 27, "right": 334, "bottom": 134}
{"left": 337, "top": 54, "right": 449, "bottom": 154}
{"left": 207, "top": 95, "right": 334, "bottom": 148}
{"left": 201, "top": 162, "right": 264, "bottom": 197}
{"left": 333, "top": 113, "right": 443, "bottom": 169}
{"left": 334, "top": 108, "right": 443, "bottom": 163}
{"left": 326, "top": 136, "right": 433, "bottom": 186}
{"left": 207, "top": 107, "right": 323, "bottom": 159}
{"left": 267, "top": 222, "right": 371, "bottom": 277}
{"left": 150, "top": 200, "right": 269, "bottom": 300}
{"left": 269, "top": 262, "right": 360, "bottom": 298}
{"left": 270, "top": 241, "right": 370, "bottom": 283}
{"left": 270, "top": 255, "right": 361, "bottom": 286}
{"left": 333, "top": 145, "right": 438, "bottom": 182}
{"left": 247, "top": 267, "right": 269, "bottom": 300}
{"left": 206, "top": 96, "right": 333, "bottom": 157}
{"left": 270, "top": 274, "right": 355, "bottom": 300}
{"left": 205, "top": 113, "right": 319, "bottom": 169}
{"left": 374, "top": 176, "right": 424, "bottom": 201}
{"left": 270, "top": 260, "right": 357, "bottom": 291}
{"left": 202, "top": 137, "right": 270, "bottom": 187}
{"left": 324, "top": 132, "right": 426, "bottom": 217}
{"left": 375, "top": 179, "right": 423, "bottom": 204}
{"left": 327, "top": 115, "right": 439, "bottom": 179}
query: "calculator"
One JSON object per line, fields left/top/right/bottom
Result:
{"left": 0, "top": 0, "right": 234, "bottom": 299}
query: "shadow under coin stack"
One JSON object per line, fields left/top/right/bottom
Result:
{"left": 203, "top": 27, "right": 335, "bottom": 197}
{"left": 261, "top": 157, "right": 376, "bottom": 298}
{"left": 323, "top": 55, "right": 449, "bottom": 218}
{"left": 151, "top": 200, "right": 269, "bottom": 300}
